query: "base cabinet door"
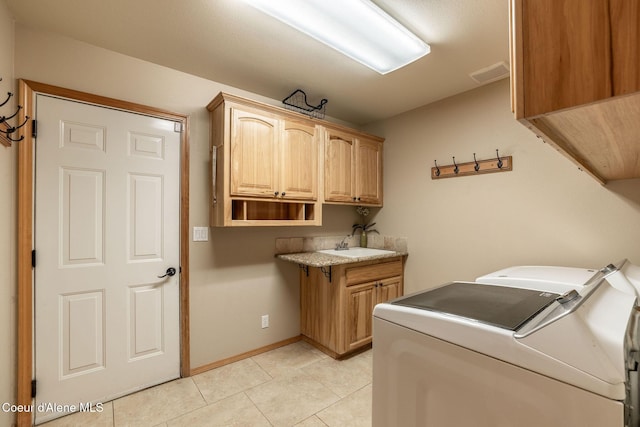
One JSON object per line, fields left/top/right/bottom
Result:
{"left": 346, "top": 282, "right": 376, "bottom": 351}
{"left": 345, "top": 276, "right": 402, "bottom": 352}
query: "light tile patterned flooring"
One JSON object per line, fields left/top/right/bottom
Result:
{"left": 42, "top": 341, "right": 373, "bottom": 427}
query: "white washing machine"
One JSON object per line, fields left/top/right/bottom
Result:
{"left": 372, "top": 260, "right": 640, "bottom": 427}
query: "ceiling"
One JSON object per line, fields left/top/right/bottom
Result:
{"left": 5, "top": 0, "right": 510, "bottom": 125}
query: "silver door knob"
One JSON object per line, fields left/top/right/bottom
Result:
{"left": 158, "top": 267, "right": 177, "bottom": 278}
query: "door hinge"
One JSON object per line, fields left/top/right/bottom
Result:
{"left": 31, "top": 250, "right": 36, "bottom": 268}
{"left": 173, "top": 122, "right": 182, "bottom": 133}
{"left": 32, "top": 119, "right": 37, "bottom": 138}
{"left": 31, "top": 379, "right": 37, "bottom": 398}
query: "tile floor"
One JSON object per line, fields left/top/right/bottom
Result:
{"left": 42, "top": 341, "right": 373, "bottom": 427}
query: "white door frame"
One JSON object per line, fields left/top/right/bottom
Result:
{"left": 16, "top": 80, "right": 191, "bottom": 427}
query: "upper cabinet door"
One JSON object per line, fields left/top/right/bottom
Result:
{"left": 324, "top": 130, "right": 356, "bottom": 203}
{"left": 355, "top": 139, "right": 383, "bottom": 206}
{"left": 510, "top": 0, "right": 640, "bottom": 183}
{"left": 514, "top": 0, "right": 640, "bottom": 119}
{"left": 230, "top": 107, "right": 279, "bottom": 197}
{"left": 518, "top": 0, "right": 612, "bottom": 117}
{"left": 280, "top": 121, "right": 318, "bottom": 200}
{"left": 324, "top": 128, "right": 383, "bottom": 206}
{"left": 610, "top": 0, "right": 640, "bottom": 96}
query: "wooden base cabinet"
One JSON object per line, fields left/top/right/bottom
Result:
{"left": 300, "top": 257, "right": 404, "bottom": 358}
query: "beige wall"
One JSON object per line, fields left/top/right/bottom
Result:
{"left": 6, "top": 12, "right": 640, "bottom": 422}
{"left": 13, "top": 25, "right": 360, "bottom": 374}
{"left": 365, "top": 79, "right": 640, "bottom": 294}
{"left": 0, "top": 2, "right": 16, "bottom": 426}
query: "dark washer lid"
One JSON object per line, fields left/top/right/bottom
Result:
{"left": 392, "top": 282, "right": 560, "bottom": 331}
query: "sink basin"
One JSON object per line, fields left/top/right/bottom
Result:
{"left": 317, "top": 248, "right": 396, "bottom": 258}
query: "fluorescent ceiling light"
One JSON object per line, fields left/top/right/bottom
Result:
{"left": 244, "top": 0, "right": 431, "bottom": 75}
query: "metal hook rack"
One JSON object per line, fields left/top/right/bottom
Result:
{"left": 431, "top": 150, "right": 512, "bottom": 179}
{"left": 0, "top": 77, "right": 29, "bottom": 147}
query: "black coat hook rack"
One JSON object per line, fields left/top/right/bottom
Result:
{"left": 0, "top": 77, "right": 29, "bottom": 146}
{"left": 431, "top": 150, "right": 512, "bottom": 179}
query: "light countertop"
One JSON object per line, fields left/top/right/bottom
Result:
{"left": 277, "top": 249, "right": 408, "bottom": 268}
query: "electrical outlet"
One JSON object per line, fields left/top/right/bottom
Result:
{"left": 261, "top": 314, "right": 269, "bottom": 329}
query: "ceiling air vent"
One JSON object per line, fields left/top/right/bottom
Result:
{"left": 469, "top": 62, "right": 510, "bottom": 84}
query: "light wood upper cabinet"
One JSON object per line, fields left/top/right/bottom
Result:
{"left": 324, "top": 129, "right": 356, "bottom": 203}
{"left": 516, "top": 0, "right": 612, "bottom": 117}
{"left": 208, "top": 93, "right": 321, "bottom": 226}
{"left": 610, "top": 1, "right": 640, "bottom": 96}
{"left": 511, "top": 0, "right": 640, "bottom": 183}
{"left": 207, "top": 92, "right": 384, "bottom": 226}
{"left": 280, "top": 120, "right": 318, "bottom": 200}
{"left": 230, "top": 108, "right": 279, "bottom": 197}
{"left": 355, "top": 138, "right": 383, "bottom": 206}
{"left": 230, "top": 110, "right": 318, "bottom": 200}
{"left": 324, "top": 128, "right": 383, "bottom": 206}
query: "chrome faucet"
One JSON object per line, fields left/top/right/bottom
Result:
{"left": 335, "top": 235, "right": 350, "bottom": 251}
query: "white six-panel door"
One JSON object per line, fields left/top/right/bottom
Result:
{"left": 34, "top": 94, "right": 180, "bottom": 424}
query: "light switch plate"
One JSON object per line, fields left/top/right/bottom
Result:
{"left": 193, "top": 226, "right": 209, "bottom": 242}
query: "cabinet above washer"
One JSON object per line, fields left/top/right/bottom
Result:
{"left": 510, "top": 0, "right": 640, "bottom": 183}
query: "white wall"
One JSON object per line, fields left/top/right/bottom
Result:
{"left": 13, "top": 25, "right": 360, "bottom": 372}
{"left": 0, "top": 2, "right": 16, "bottom": 426}
{"left": 365, "top": 79, "right": 640, "bottom": 293}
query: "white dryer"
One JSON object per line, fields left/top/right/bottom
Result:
{"left": 372, "top": 260, "right": 640, "bottom": 427}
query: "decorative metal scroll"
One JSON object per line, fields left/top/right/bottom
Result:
{"left": 282, "top": 89, "right": 327, "bottom": 120}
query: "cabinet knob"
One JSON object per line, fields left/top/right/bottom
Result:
{"left": 357, "top": 197, "right": 361, "bottom": 201}
{"left": 281, "top": 192, "right": 286, "bottom": 197}
{"left": 274, "top": 191, "right": 279, "bottom": 196}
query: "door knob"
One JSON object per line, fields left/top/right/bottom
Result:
{"left": 158, "top": 267, "right": 177, "bottom": 278}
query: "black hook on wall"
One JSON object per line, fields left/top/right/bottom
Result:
{"left": 0, "top": 92, "right": 11, "bottom": 108}
{"left": 496, "top": 149, "right": 504, "bottom": 169}
{"left": 434, "top": 160, "right": 441, "bottom": 177}
{"left": 0, "top": 104, "right": 20, "bottom": 123}
{"left": 452, "top": 156, "right": 459, "bottom": 174}
{"left": 3, "top": 115, "right": 29, "bottom": 132}
{"left": 473, "top": 153, "right": 480, "bottom": 171}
